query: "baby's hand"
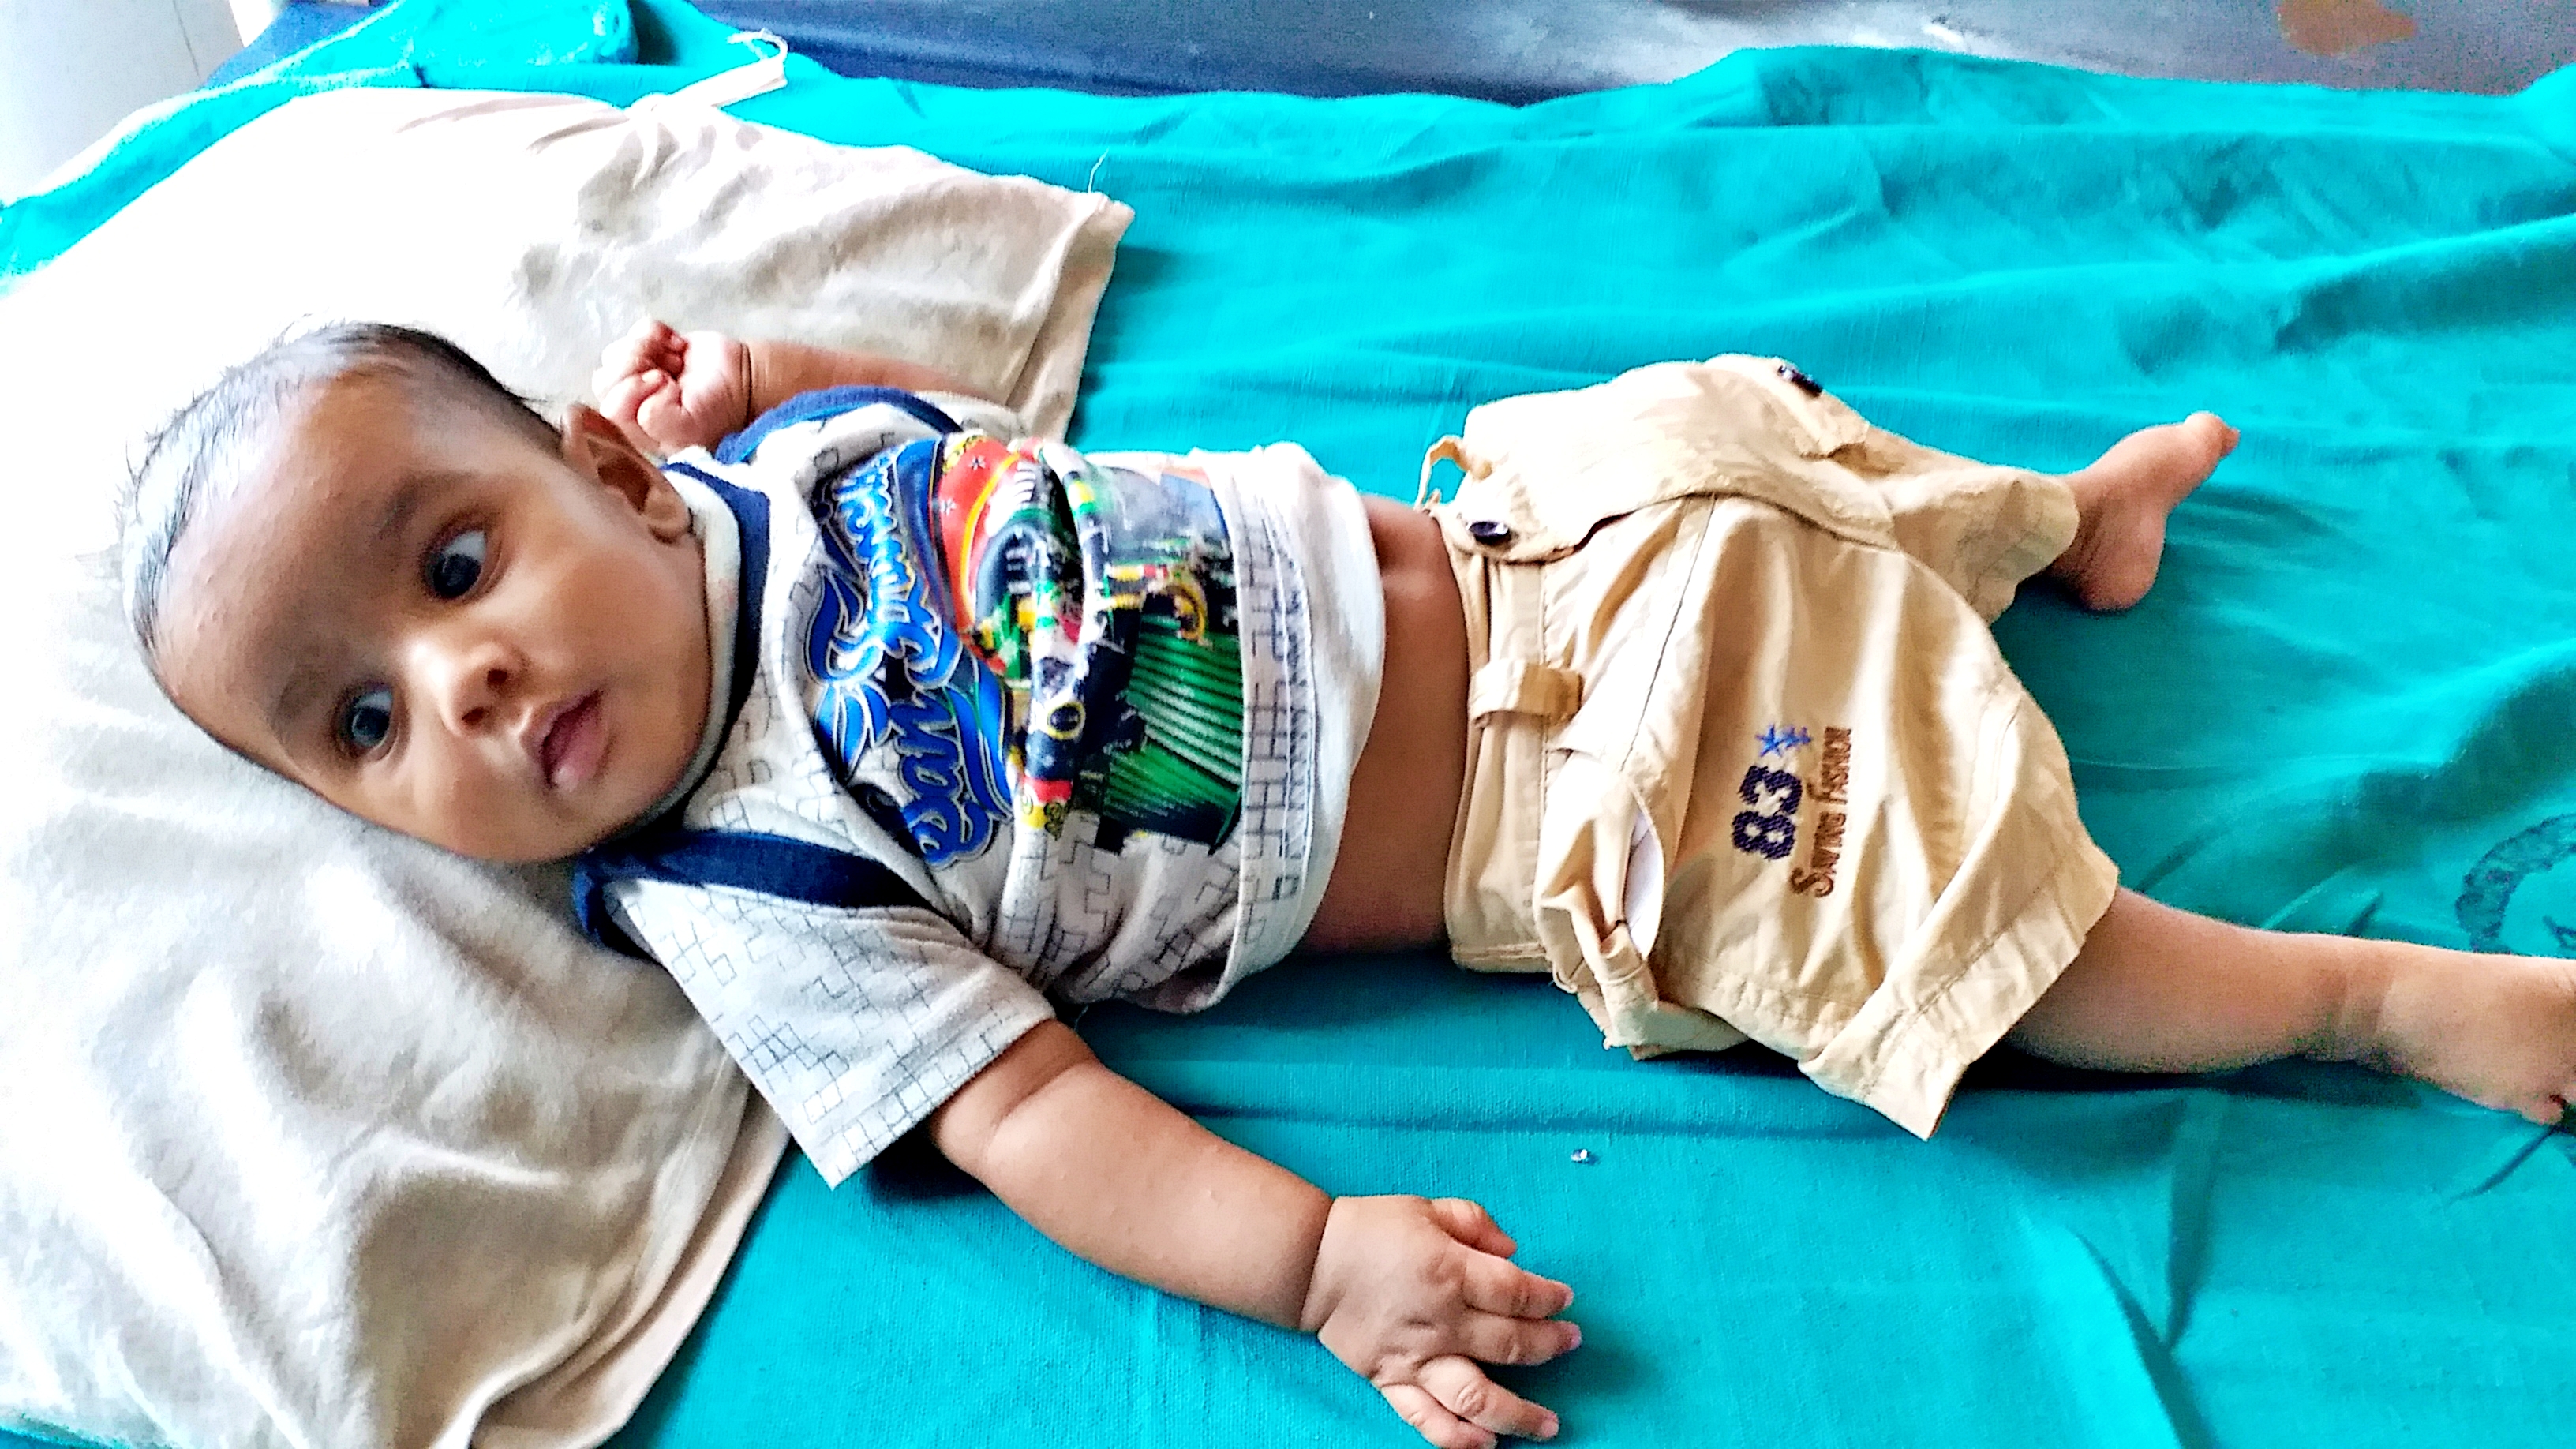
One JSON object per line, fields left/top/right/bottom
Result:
{"left": 1300, "top": 1196, "right": 1579, "bottom": 1449}
{"left": 592, "top": 318, "right": 754, "bottom": 455}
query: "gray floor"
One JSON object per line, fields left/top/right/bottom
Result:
{"left": 701, "top": 0, "right": 2576, "bottom": 102}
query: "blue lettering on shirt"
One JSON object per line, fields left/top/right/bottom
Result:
{"left": 806, "top": 439, "right": 1012, "bottom": 865}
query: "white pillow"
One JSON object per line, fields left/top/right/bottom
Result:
{"left": 0, "top": 87, "right": 1129, "bottom": 1449}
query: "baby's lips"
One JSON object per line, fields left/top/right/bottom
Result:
{"left": 527, "top": 691, "right": 605, "bottom": 791}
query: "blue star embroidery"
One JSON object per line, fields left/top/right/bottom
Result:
{"left": 1757, "top": 724, "right": 1812, "bottom": 759}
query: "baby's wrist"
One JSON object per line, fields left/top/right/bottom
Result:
{"left": 1294, "top": 1195, "right": 1354, "bottom": 1336}
{"left": 726, "top": 335, "right": 759, "bottom": 434}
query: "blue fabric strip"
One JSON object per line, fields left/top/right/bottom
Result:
{"left": 713, "top": 387, "right": 960, "bottom": 466}
{"left": 574, "top": 827, "right": 928, "bottom": 955}
{"left": 573, "top": 452, "right": 924, "bottom": 951}
{"left": 661, "top": 458, "right": 772, "bottom": 733}
{"left": 571, "top": 454, "right": 821, "bottom": 955}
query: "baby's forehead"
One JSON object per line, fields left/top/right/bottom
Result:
{"left": 152, "top": 390, "right": 500, "bottom": 728}
{"left": 130, "top": 336, "right": 556, "bottom": 716}
{"left": 189, "top": 380, "right": 430, "bottom": 545}
{"left": 242, "top": 371, "right": 541, "bottom": 509}
{"left": 165, "top": 380, "right": 515, "bottom": 616}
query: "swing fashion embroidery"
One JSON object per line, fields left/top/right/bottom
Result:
{"left": 1788, "top": 727, "right": 1853, "bottom": 897}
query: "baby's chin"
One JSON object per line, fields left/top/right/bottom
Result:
{"left": 475, "top": 728, "right": 713, "bottom": 862}
{"left": 406, "top": 817, "right": 616, "bottom": 867}
{"left": 389, "top": 781, "right": 678, "bottom": 866}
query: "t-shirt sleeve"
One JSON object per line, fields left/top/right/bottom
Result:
{"left": 604, "top": 878, "right": 1058, "bottom": 1185}
{"left": 713, "top": 386, "right": 970, "bottom": 467}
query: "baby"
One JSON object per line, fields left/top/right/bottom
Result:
{"left": 124, "top": 318, "right": 2576, "bottom": 1449}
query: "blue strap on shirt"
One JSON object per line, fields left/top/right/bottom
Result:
{"left": 576, "top": 404, "right": 940, "bottom": 957}
{"left": 713, "top": 385, "right": 961, "bottom": 466}
{"left": 575, "top": 827, "right": 930, "bottom": 957}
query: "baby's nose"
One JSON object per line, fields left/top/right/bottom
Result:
{"left": 422, "top": 637, "right": 519, "bottom": 732}
{"left": 448, "top": 665, "right": 510, "bottom": 729}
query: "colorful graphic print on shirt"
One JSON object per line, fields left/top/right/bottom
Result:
{"left": 807, "top": 433, "right": 1246, "bottom": 863}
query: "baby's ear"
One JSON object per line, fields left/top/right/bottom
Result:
{"left": 562, "top": 404, "right": 691, "bottom": 541}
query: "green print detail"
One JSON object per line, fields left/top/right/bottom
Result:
{"left": 1087, "top": 613, "right": 1244, "bottom": 845}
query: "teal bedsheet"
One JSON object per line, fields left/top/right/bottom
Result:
{"left": 9, "top": 2, "right": 2574, "bottom": 1444}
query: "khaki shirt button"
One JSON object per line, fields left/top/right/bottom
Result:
{"left": 1777, "top": 362, "right": 1824, "bottom": 396}
{"left": 1468, "top": 519, "right": 1514, "bottom": 546}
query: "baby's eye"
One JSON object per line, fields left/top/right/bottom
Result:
{"left": 339, "top": 687, "right": 394, "bottom": 755}
{"left": 426, "top": 530, "right": 487, "bottom": 599}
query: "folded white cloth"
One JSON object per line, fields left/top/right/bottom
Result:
{"left": 0, "top": 86, "right": 1128, "bottom": 1449}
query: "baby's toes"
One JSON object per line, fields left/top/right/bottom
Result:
{"left": 2181, "top": 411, "right": 2240, "bottom": 462}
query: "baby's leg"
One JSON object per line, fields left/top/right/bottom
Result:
{"left": 2012, "top": 889, "right": 2576, "bottom": 1125}
{"left": 1855, "top": 407, "right": 2230, "bottom": 620}
{"left": 2046, "top": 414, "right": 2237, "bottom": 612}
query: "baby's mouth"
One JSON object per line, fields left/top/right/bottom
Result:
{"left": 537, "top": 692, "right": 606, "bottom": 792}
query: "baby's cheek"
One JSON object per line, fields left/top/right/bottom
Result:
{"left": 390, "top": 762, "right": 530, "bottom": 861}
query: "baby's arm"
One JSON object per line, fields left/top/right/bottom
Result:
{"left": 934, "top": 1020, "right": 1580, "bottom": 1449}
{"left": 592, "top": 318, "right": 984, "bottom": 455}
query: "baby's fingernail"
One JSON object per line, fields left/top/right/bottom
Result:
{"left": 1540, "top": 1413, "right": 1561, "bottom": 1437}
{"left": 1566, "top": 1324, "right": 1582, "bottom": 1349}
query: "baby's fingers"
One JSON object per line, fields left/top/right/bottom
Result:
{"left": 634, "top": 377, "right": 706, "bottom": 450}
{"left": 1457, "top": 1309, "right": 1582, "bottom": 1368}
{"left": 1460, "top": 1249, "right": 1574, "bottom": 1323}
{"left": 595, "top": 368, "right": 663, "bottom": 425}
{"left": 1381, "top": 1383, "right": 1488, "bottom": 1449}
{"left": 1428, "top": 1197, "right": 1518, "bottom": 1258}
{"left": 599, "top": 318, "right": 678, "bottom": 378}
{"left": 620, "top": 316, "right": 680, "bottom": 354}
{"left": 1385, "top": 1356, "right": 1560, "bottom": 1449}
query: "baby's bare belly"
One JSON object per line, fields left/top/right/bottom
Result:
{"left": 1297, "top": 496, "right": 1468, "bottom": 953}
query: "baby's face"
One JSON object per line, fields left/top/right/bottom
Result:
{"left": 154, "top": 376, "right": 712, "bottom": 863}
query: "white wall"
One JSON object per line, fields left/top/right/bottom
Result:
{"left": 0, "top": 0, "right": 257, "bottom": 199}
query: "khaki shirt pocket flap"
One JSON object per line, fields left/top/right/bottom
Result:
{"left": 1427, "top": 359, "right": 1896, "bottom": 560}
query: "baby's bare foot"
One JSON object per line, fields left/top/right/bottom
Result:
{"left": 2049, "top": 413, "right": 2237, "bottom": 612}
{"left": 2341, "top": 944, "right": 2576, "bottom": 1127}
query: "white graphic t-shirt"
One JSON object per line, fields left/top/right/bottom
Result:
{"left": 578, "top": 388, "right": 1383, "bottom": 1184}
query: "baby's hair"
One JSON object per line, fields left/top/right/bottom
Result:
{"left": 120, "top": 321, "right": 556, "bottom": 662}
